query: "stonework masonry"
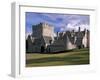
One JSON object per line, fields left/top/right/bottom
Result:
{"left": 26, "top": 22, "right": 89, "bottom": 53}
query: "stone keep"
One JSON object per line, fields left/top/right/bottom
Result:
{"left": 31, "top": 23, "right": 54, "bottom": 52}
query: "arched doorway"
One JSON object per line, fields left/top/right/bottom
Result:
{"left": 41, "top": 46, "right": 45, "bottom": 53}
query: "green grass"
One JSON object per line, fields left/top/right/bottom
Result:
{"left": 26, "top": 48, "right": 89, "bottom": 67}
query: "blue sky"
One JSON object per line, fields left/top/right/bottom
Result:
{"left": 26, "top": 12, "right": 90, "bottom": 35}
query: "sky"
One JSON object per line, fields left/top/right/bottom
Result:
{"left": 26, "top": 12, "right": 90, "bottom": 36}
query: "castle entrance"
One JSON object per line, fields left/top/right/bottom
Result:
{"left": 41, "top": 46, "right": 45, "bottom": 53}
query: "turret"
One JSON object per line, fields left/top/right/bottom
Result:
{"left": 78, "top": 27, "right": 81, "bottom": 32}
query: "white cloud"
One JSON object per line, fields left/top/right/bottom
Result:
{"left": 60, "top": 27, "right": 65, "bottom": 32}
{"left": 79, "top": 24, "right": 89, "bottom": 31}
{"left": 53, "top": 32, "right": 57, "bottom": 37}
{"left": 65, "top": 23, "right": 89, "bottom": 32}
{"left": 26, "top": 32, "right": 32, "bottom": 39}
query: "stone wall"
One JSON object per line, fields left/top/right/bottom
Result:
{"left": 26, "top": 23, "right": 90, "bottom": 53}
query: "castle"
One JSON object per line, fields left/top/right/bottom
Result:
{"left": 26, "top": 22, "right": 89, "bottom": 53}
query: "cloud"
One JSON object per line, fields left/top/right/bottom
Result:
{"left": 60, "top": 27, "right": 65, "bottom": 32}
{"left": 65, "top": 23, "right": 89, "bottom": 32}
{"left": 25, "top": 32, "right": 32, "bottom": 39}
{"left": 26, "top": 12, "right": 90, "bottom": 33}
{"left": 54, "top": 32, "right": 57, "bottom": 37}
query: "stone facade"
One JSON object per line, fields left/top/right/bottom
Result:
{"left": 26, "top": 22, "right": 90, "bottom": 53}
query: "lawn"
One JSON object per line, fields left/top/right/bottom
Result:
{"left": 26, "top": 48, "right": 89, "bottom": 67}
